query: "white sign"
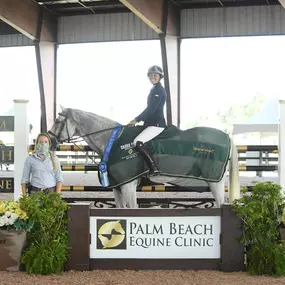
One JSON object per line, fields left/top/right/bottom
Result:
{"left": 90, "top": 216, "right": 221, "bottom": 259}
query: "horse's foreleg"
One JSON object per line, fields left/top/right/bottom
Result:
{"left": 113, "top": 188, "right": 125, "bottom": 208}
{"left": 229, "top": 139, "right": 240, "bottom": 202}
{"left": 120, "top": 180, "right": 138, "bottom": 208}
{"left": 208, "top": 177, "right": 226, "bottom": 208}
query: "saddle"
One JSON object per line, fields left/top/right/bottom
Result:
{"left": 106, "top": 125, "right": 231, "bottom": 188}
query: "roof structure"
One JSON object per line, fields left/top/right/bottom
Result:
{"left": 35, "top": 0, "right": 281, "bottom": 16}
{"left": 0, "top": 0, "right": 281, "bottom": 34}
{"left": 0, "top": 0, "right": 284, "bottom": 131}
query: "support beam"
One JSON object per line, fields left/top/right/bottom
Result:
{"left": 14, "top": 100, "right": 29, "bottom": 201}
{"left": 0, "top": 0, "right": 56, "bottom": 42}
{"left": 120, "top": 0, "right": 179, "bottom": 36}
{"left": 120, "top": 0, "right": 164, "bottom": 33}
{"left": 34, "top": 6, "right": 57, "bottom": 132}
{"left": 279, "top": 0, "right": 285, "bottom": 9}
{"left": 160, "top": 35, "right": 180, "bottom": 127}
{"left": 160, "top": 0, "right": 180, "bottom": 126}
{"left": 35, "top": 42, "right": 57, "bottom": 132}
{"left": 279, "top": 100, "right": 285, "bottom": 191}
{"left": 120, "top": 0, "right": 180, "bottom": 126}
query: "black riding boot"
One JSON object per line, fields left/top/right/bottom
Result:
{"left": 135, "top": 141, "right": 160, "bottom": 176}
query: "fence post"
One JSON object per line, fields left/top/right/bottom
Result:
{"left": 66, "top": 203, "right": 91, "bottom": 271}
{"left": 220, "top": 205, "right": 244, "bottom": 272}
{"left": 279, "top": 100, "right": 285, "bottom": 191}
{"left": 246, "top": 151, "right": 262, "bottom": 177}
{"left": 14, "top": 99, "right": 29, "bottom": 201}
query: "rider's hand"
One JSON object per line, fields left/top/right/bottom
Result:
{"left": 128, "top": 119, "right": 137, "bottom": 126}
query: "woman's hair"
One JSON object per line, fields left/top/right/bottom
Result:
{"left": 35, "top": 132, "right": 57, "bottom": 172}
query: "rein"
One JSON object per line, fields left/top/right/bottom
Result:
{"left": 48, "top": 118, "right": 137, "bottom": 165}
{"left": 67, "top": 125, "right": 131, "bottom": 143}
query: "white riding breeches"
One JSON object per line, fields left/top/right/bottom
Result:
{"left": 133, "top": 126, "right": 165, "bottom": 145}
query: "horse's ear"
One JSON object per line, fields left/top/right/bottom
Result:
{"left": 59, "top": 104, "right": 66, "bottom": 112}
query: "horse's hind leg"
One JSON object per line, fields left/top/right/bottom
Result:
{"left": 208, "top": 176, "right": 226, "bottom": 208}
{"left": 113, "top": 188, "right": 125, "bottom": 208}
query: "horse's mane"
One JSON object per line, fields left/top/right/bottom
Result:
{"left": 66, "top": 108, "right": 117, "bottom": 125}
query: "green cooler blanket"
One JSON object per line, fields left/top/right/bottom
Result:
{"left": 106, "top": 126, "right": 231, "bottom": 187}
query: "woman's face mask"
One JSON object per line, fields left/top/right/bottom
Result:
{"left": 35, "top": 138, "right": 50, "bottom": 158}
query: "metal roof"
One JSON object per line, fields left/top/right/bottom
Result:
{"left": 175, "top": 0, "right": 280, "bottom": 9}
{"left": 0, "top": 0, "right": 282, "bottom": 36}
{"left": 35, "top": 0, "right": 282, "bottom": 16}
{"left": 36, "top": 0, "right": 128, "bottom": 16}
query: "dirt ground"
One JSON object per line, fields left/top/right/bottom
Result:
{"left": 1, "top": 270, "right": 285, "bottom": 285}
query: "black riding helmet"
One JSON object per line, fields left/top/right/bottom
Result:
{"left": 147, "top": 65, "right": 164, "bottom": 79}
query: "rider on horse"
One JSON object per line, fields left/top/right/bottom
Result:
{"left": 128, "top": 65, "right": 166, "bottom": 175}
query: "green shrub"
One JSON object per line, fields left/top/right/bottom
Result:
{"left": 233, "top": 181, "right": 285, "bottom": 276}
{"left": 19, "top": 192, "right": 70, "bottom": 275}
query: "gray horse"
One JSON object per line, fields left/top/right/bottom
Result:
{"left": 49, "top": 107, "right": 240, "bottom": 208}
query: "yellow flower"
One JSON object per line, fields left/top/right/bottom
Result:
{"left": 0, "top": 202, "right": 5, "bottom": 214}
{"left": 13, "top": 208, "right": 28, "bottom": 220}
{"left": 19, "top": 212, "right": 28, "bottom": 220}
{"left": 7, "top": 201, "right": 19, "bottom": 211}
{"left": 0, "top": 200, "right": 29, "bottom": 222}
{"left": 14, "top": 208, "right": 22, "bottom": 216}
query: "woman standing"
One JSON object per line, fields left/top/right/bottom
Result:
{"left": 21, "top": 133, "right": 64, "bottom": 196}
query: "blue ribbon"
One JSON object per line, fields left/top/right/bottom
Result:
{"left": 99, "top": 123, "right": 121, "bottom": 187}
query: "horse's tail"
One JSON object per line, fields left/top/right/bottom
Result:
{"left": 228, "top": 138, "right": 240, "bottom": 202}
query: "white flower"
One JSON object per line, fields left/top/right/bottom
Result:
{"left": 8, "top": 218, "right": 15, "bottom": 225}
{"left": 10, "top": 213, "right": 18, "bottom": 221}
{"left": 5, "top": 211, "right": 11, "bottom": 217}
{"left": 0, "top": 217, "right": 4, "bottom": 227}
{"left": 1, "top": 215, "right": 9, "bottom": 225}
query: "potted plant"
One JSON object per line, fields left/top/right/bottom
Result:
{"left": 233, "top": 181, "right": 285, "bottom": 276}
{"left": 0, "top": 200, "right": 34, "bottom": 271}
{"left": 19, "top": 192, "right": 70, "bottom": 275}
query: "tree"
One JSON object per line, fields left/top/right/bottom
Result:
{"left": 216, "top": 94, "right": 266, "bottom": 133}
{"left": 182, "top": 94, "right": 266, "bottom": 133}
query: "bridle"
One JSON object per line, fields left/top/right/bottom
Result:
{"left": 47, "top": 113, "right": 137, "bottom": 183}
{"left": 47, "top": 112, "right": 135, "bottom": 162}
{"left": 48, "top": 113, "right": 71, "bottom": 144}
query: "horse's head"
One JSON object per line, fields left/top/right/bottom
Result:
{"left": 48, "top": 106, "right": 77, "bottom": 149}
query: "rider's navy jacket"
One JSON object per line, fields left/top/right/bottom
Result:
{"left": 135, "top": 82, "right": 166, "bottom": 127}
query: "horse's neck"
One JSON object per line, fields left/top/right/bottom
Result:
{"left": 70, "top": 110, "right": 117, "bottom": 156}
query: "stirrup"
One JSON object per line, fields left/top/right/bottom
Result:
{"left": 148, "top": 164, "right": 160, "bottom": 176}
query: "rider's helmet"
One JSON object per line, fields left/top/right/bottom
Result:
{"left": 147, "top": 65, "right": 164, "bottom": 79}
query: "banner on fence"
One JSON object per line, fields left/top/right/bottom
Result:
{"left": 0, "top": 146, "right": 14, "bottom": 163}
{"left": 0, "top": 116, "right": 14, "bottom": 132}
{"left": 0, "top": 178, "right": 14, "bottom": 193}
{"left": 90, "top": 216, "right": 221, "bottom": 259}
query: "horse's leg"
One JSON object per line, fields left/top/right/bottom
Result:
{"left": 120, "top": 179, "right": 138, "bottom": 208}
{"left": 208, "top": 176, "right": 226, "bottom": 208}
{"left": 113, "top": 188, "right": 125, "bottom": 208}
{"left": 228, "top": 138, "right": 240, "bottom": 202}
